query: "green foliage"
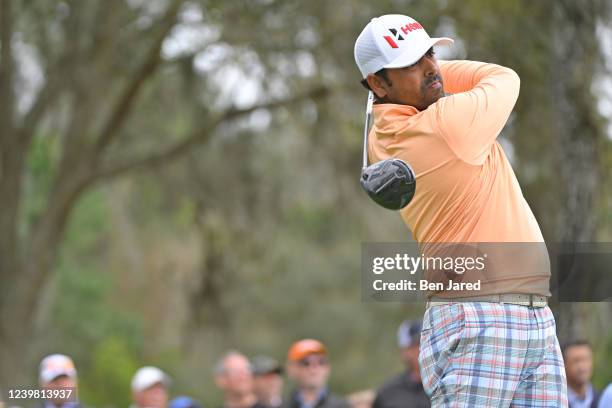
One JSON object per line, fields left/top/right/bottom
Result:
{"left": 81, "top": 338, "right": 140, "bottom": 408}
{"left": 594, "top": 336, "right": 612, "bottom": 389}
{"left": 62, "top": 189, "right": 111, "bottom": 254}
{"left": 51, "top": 190, "right": 114, "bottom": 354}
{"left": 23, "top": 133, "right": 61, "bottom": 230}
{"left": 46, "top": 189, "right": 145, "bottom": 406}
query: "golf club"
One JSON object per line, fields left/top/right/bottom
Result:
{"left": 360, "top": 91, "right": 417, "bottom": 210}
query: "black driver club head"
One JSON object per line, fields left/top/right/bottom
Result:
{"left": 360, "top": 91, "right": 416, "bottom": 210}
{"left": 360, "top": 158, "right": 416, "bottom": 210}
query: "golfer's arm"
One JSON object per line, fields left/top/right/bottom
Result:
{"left": 438, "top": 60, "right": 505, "bottom": 93}
{"left": 435, "top": 60, "right": 520, "bottom": 165}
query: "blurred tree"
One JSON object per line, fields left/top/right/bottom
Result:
{"left": 0, "top": 0, "right": 326, "bottom": 388}
{"left": 548, "top": 0, "right": 610, "bottom": 340}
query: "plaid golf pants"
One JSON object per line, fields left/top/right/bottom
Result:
{"left": 419, "top": 302, "right": 568, "bottom": 407}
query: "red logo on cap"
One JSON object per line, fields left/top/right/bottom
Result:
{"left": 382, "top": 24, "right": 423, "bottom": 49}
{"left": 400, "top": 22, "right": 423, "bottom": 35}
{"left": 383, "top": 29, "right": 403, "bottom": 49}
{"left": 384, "top": 36, "right": 399, "bottom": 48}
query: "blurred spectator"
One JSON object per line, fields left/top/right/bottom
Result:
{"left": 372, "top": 320, "right": 429, "bottom": 408}
{"left": 131, "top": 366, "right": 171, "bottom": 408}
{"left": 346, "top": 390, "right": 374, "bottom": 408}
{"left": 251, "top": 356, "right": 284, "bottom": 408}
{"left": 598, "top": 383, "right": 612, "bottom": 408}
{"left": 214, "top": 351, "right": 264, "bottom": 408}
{"left": 563, "top": 340, "right": 600, "bottom": 408}
{"left": 169, "top": 396, "right": 203, "bottom": 408}
{"left": 283, "top": 339, "right": 349, "bottom": 408}
{"left": 38, "top": 354, "right": 83, "bottom": 408}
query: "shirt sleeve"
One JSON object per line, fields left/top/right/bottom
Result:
{"left": 599, "top": 384, "right": 612, "bottom": 408}
{"left": 433, "top": 60, "right": 520, "bottom": 165}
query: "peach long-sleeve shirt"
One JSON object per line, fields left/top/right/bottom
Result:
{"left": 368, "top": 60, "right": 550, "bottom": 297}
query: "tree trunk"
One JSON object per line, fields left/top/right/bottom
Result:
{"left": 548, "top": 0, "right": 604, "bottom": 342}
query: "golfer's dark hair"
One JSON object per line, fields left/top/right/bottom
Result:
{"left": 561, "top": 339, "right": 592, "bottom": 357}
{"left": 360, "top": 68, "right": 391, "bottom": 92}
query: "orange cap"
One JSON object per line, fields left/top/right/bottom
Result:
{"left": 287, "top": 339, "right": 327, "bottom": 361}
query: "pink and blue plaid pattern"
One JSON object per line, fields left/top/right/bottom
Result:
{"left": 419, "top": 302, "right": 568, "bottom": 407}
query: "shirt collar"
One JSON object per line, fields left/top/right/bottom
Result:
{"left": 568, "top": 383, "right": 594, "bottom": 406}
{"left": 372, "top": 104, "right": 422, "bottom": 138}
{"left": 295, "top": 388, "right": 327, "bottom": 408}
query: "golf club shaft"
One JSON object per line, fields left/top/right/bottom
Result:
{"left": 362, "top": 91, "right": 374, "bottom": 169}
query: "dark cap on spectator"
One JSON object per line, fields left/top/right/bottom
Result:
{"left": 397, "top": 320, "right": 422, "bottom": 348}
{"left": 251, "top": 355, "right": 283, "bottom": 375}
{"left": 287, "top": 339, "right": 327, "bottom": 361}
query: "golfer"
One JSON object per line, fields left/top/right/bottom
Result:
{"left": 354, "top": 14, "right": 567, "bottom": 407}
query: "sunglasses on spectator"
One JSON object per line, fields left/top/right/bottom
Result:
{"left": 298, "top": 356, "right": 328, "bottom": 367}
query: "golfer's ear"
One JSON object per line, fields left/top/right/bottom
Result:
{"left": 366, "top": 73, "right": 387, "bottom": 100}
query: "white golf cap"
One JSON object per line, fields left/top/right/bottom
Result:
{"left": 131, "top": 366, "right": 171, "bottom": 392}
{"left": 354, "top": 14, "right": 453, "bottom": 78}
{"left": 39, "top": 354, "right": 77, "bottom": 385}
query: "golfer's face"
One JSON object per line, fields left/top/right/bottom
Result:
{"left": 380, "top": 49, "right": 444, "bottom": 110}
